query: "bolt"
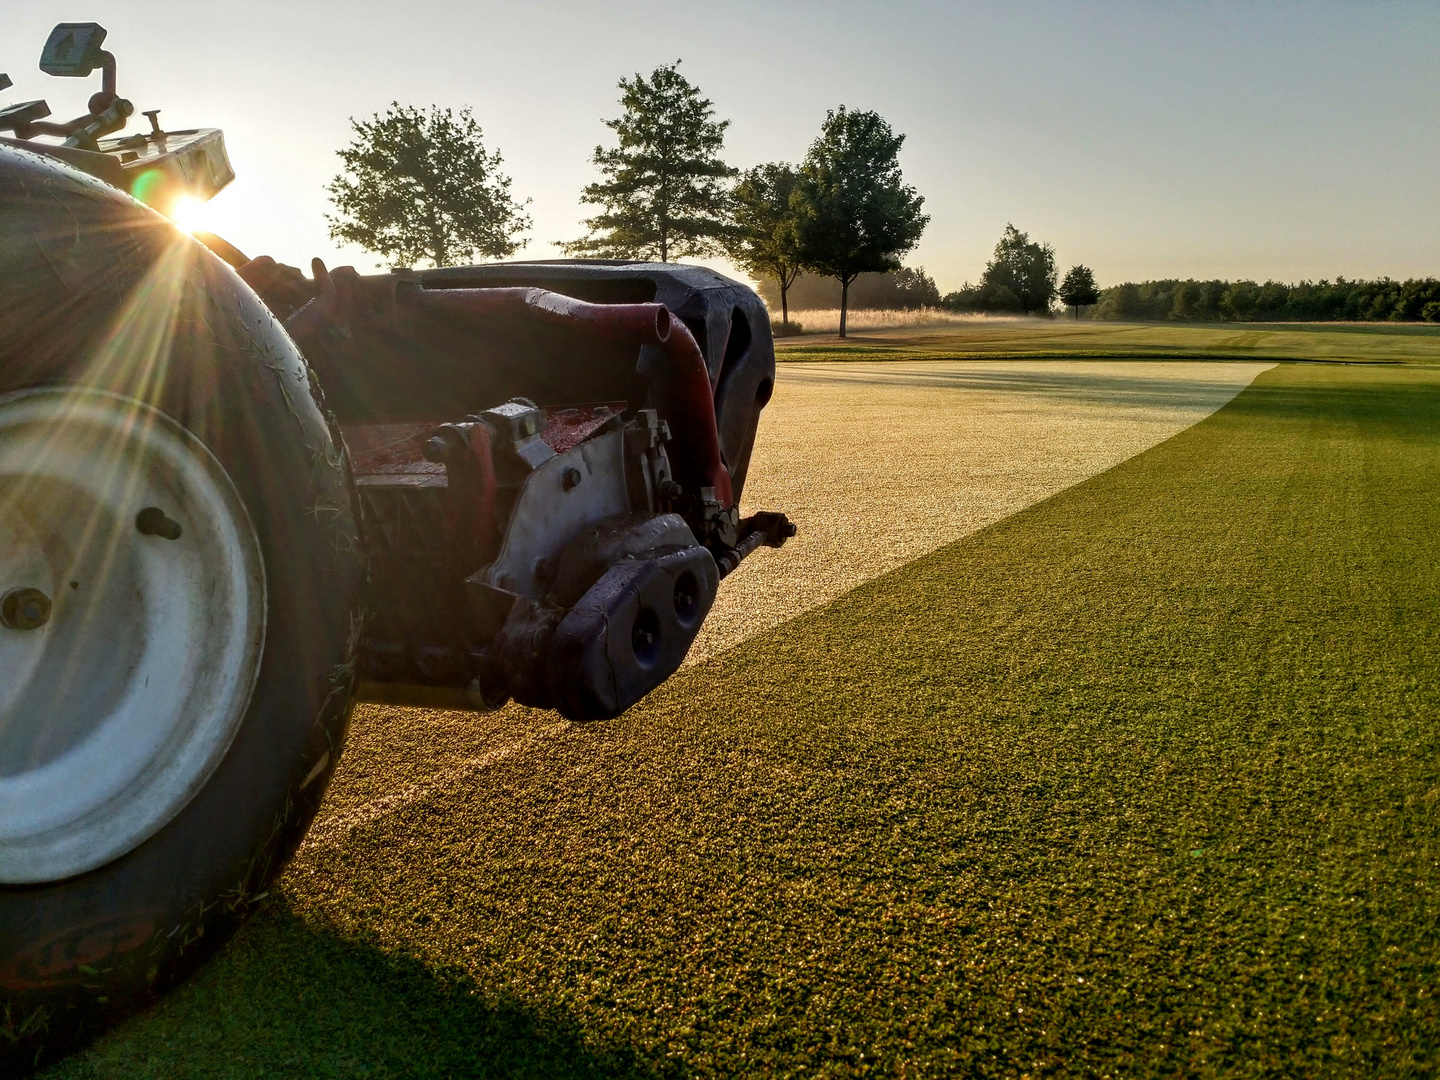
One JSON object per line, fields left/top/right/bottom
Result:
{"left": 1, "top": 588, "right": 51, "bottom": 631}
{"left": 136, "top": 506, "right": 183, "bottom": 540}
{"left": 659, "top": 479, "right": 683, "bottom": 499}
{"left": 561, "top": 466, "right": 583, "bottom": 491}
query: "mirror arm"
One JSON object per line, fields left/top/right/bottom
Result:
{"left": 16, "top": 117, "right": 88, "bottom": 139}
{"left": 99, "top": 51, "right": 115, "bottom": 97}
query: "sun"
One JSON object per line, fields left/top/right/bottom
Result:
{"left": 170, "top": 195, "right": 210, "bottom": 234}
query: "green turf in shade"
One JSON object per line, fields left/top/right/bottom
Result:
{"left": 49, "top": 363, "right": 1440, "bottom": 1078}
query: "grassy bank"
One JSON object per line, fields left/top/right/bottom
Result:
{"left": 776, "top": 318, "right": 1440, "bottom": 364}
{"left": 49, "top": 363, "right": 1440, "bottom": 1077}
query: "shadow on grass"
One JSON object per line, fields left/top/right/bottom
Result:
{"left": 47, "top": 897, "right": 675, "bottom": 1080}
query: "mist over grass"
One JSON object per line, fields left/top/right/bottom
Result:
{"left": 780, "top": 306, "right": 1034, "bottom": 334}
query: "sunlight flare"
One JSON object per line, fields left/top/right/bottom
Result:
{"left": 169, "top": 196, "right": 210, "bottom": 234}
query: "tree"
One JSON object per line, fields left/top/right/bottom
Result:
{"left": 1059, "top": 264, "right": 1100, "bottom": 320}
{"left": 326, "top": 103, "right": 530, "bottom": 269}
{"left": 562, "top": 62, "right": 736, "bottom": 262}
{"left": 727, "top": 163, "right": 803, "bottom": 324}
{"left": 754, "top": 266, "right": 940, "bottom": 313}
{"left": 979, "top": 224, "right": 1057, "bottom": 315}
{"left": 891, "top": 267, "right": 942, "bottom": 309}
{"left": 792, "top": 107, "right": 928, "bottom": 337}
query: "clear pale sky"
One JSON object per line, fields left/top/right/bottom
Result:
{"left": 3, "top": 1, "right": 1436, "bottom": 292}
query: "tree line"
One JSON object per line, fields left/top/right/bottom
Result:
{"left": 322, "top": 80, "right": 1436, "bottom": 331}
{"left": 1089, "top": 277, "right": 1440, "bottom": 323}
{"left": 326, "top": 63, "right": 928, "bottom": 338}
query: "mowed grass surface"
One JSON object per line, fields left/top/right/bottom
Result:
{"left": 693, "top": 360, "right": 1268, "bottom": 663}
{"left": 776, "top": 318, "right": 1440, "bottom": 365}
{"left": 50, "top": 363, "right": 1440, "bottom": 1077}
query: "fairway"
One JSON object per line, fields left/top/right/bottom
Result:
{"left": 47, "top": 361, "right": 1440, "bottom": 1077}
{"left": 697, "top": 359, "right": 1269, "bottom": 662}
{"left": 775, "top": 318, "right": 1440, "bottom": 365}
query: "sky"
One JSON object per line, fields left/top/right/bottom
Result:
{"left": 3, "top": 1, "right": 1437, "bottom": 293}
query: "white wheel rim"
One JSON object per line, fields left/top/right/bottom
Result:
{"left": 0, "top": 389, "right": 266, "bottom": 884}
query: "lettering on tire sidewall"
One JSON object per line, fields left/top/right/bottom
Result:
{"left": 2, "top": 914, "right": 155, "bottom": 990}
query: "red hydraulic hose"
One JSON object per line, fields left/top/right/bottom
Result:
{"left": 289, "top": 270, "right": 733, "bottom": 509}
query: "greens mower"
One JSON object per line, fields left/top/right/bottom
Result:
{"left": 0, "top": 22, "right": 790, "bottom": 1066}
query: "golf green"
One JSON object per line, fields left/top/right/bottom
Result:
{"left": 49, "top": 362, "right": 1440, "bottom": 1077}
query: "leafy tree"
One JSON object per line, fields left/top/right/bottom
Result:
{"left": 1059, "top": 264, "right": 1100, "bottom": 320}
{"left": 326, "top": 103, "right": 530, "bottom": 269}
{"left": 891, "top": 267, "right": 942, "bottom": 308}
{"left": 728, "top": 163, "right": 803, "bottom": 324}
{"left": 940, "top": 282, "right": 982, "bottom": 311}
{"left": 1219, "top": 280, "right": 1261, "bottom": 321}
{"left": 978, "top": 224, "right": 1057, "bottom": 315}
{"left": 792, "top": 107, "right": 929, "bottom": 337}
{"left": 563, "top": 62, "right": 736, "bottom": 262}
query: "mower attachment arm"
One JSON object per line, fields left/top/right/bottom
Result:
{"left": 286, "top": 266, "right": 734, "bottom": 520}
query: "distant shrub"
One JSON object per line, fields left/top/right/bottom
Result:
{"left": 771, "top": 319, "right": 805, "bottom": 337}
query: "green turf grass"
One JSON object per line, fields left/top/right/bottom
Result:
{"left": 776, "top": 319, "right": 1440, "bottom": 365}
{"left": 48, "top": 363, "right": 1440, "bottom": 1077}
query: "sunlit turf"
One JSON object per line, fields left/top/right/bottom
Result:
{"left": 48, "top": 362, "right": 1440, "bottom": 1077}
{"left": 776, "top": 318, "right": 1440, "bottom": 365}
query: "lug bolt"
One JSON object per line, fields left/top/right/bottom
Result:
{"left": 136, "top": 506, "right": 183, "bottom": 540}
{"left": 1, "top": 588, "right": 51, "bottom": 631}
{"left": 561, "top": 466, "right": 582, "bottom": 491}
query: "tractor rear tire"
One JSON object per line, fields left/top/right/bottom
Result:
{"left": 0, "top": 145, "right": 365, "bottom": 1071}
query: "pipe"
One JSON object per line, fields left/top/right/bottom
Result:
{"left": 288, "top": 272, "right": 733, "bottom": 509}
{"left": 410, "top": 287, "right": 733, "bottom": 509}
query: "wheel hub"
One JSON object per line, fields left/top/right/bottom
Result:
{"left": 0, "top": 389, "right": 266, "bottom": 884}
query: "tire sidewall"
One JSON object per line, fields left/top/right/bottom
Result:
{"left": 0, "top": 146, "right": 364, "bottom": 1067}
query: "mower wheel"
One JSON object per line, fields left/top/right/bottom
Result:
{"left": 0, "top": 144, "right": 364, "bottom": 1070}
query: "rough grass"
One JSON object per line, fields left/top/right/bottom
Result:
{"left": 777, "top": 318, "right": 1440, "bottom": 365}
{"left": 46, "top": 363, "right": 1440, "bottom": 1077}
